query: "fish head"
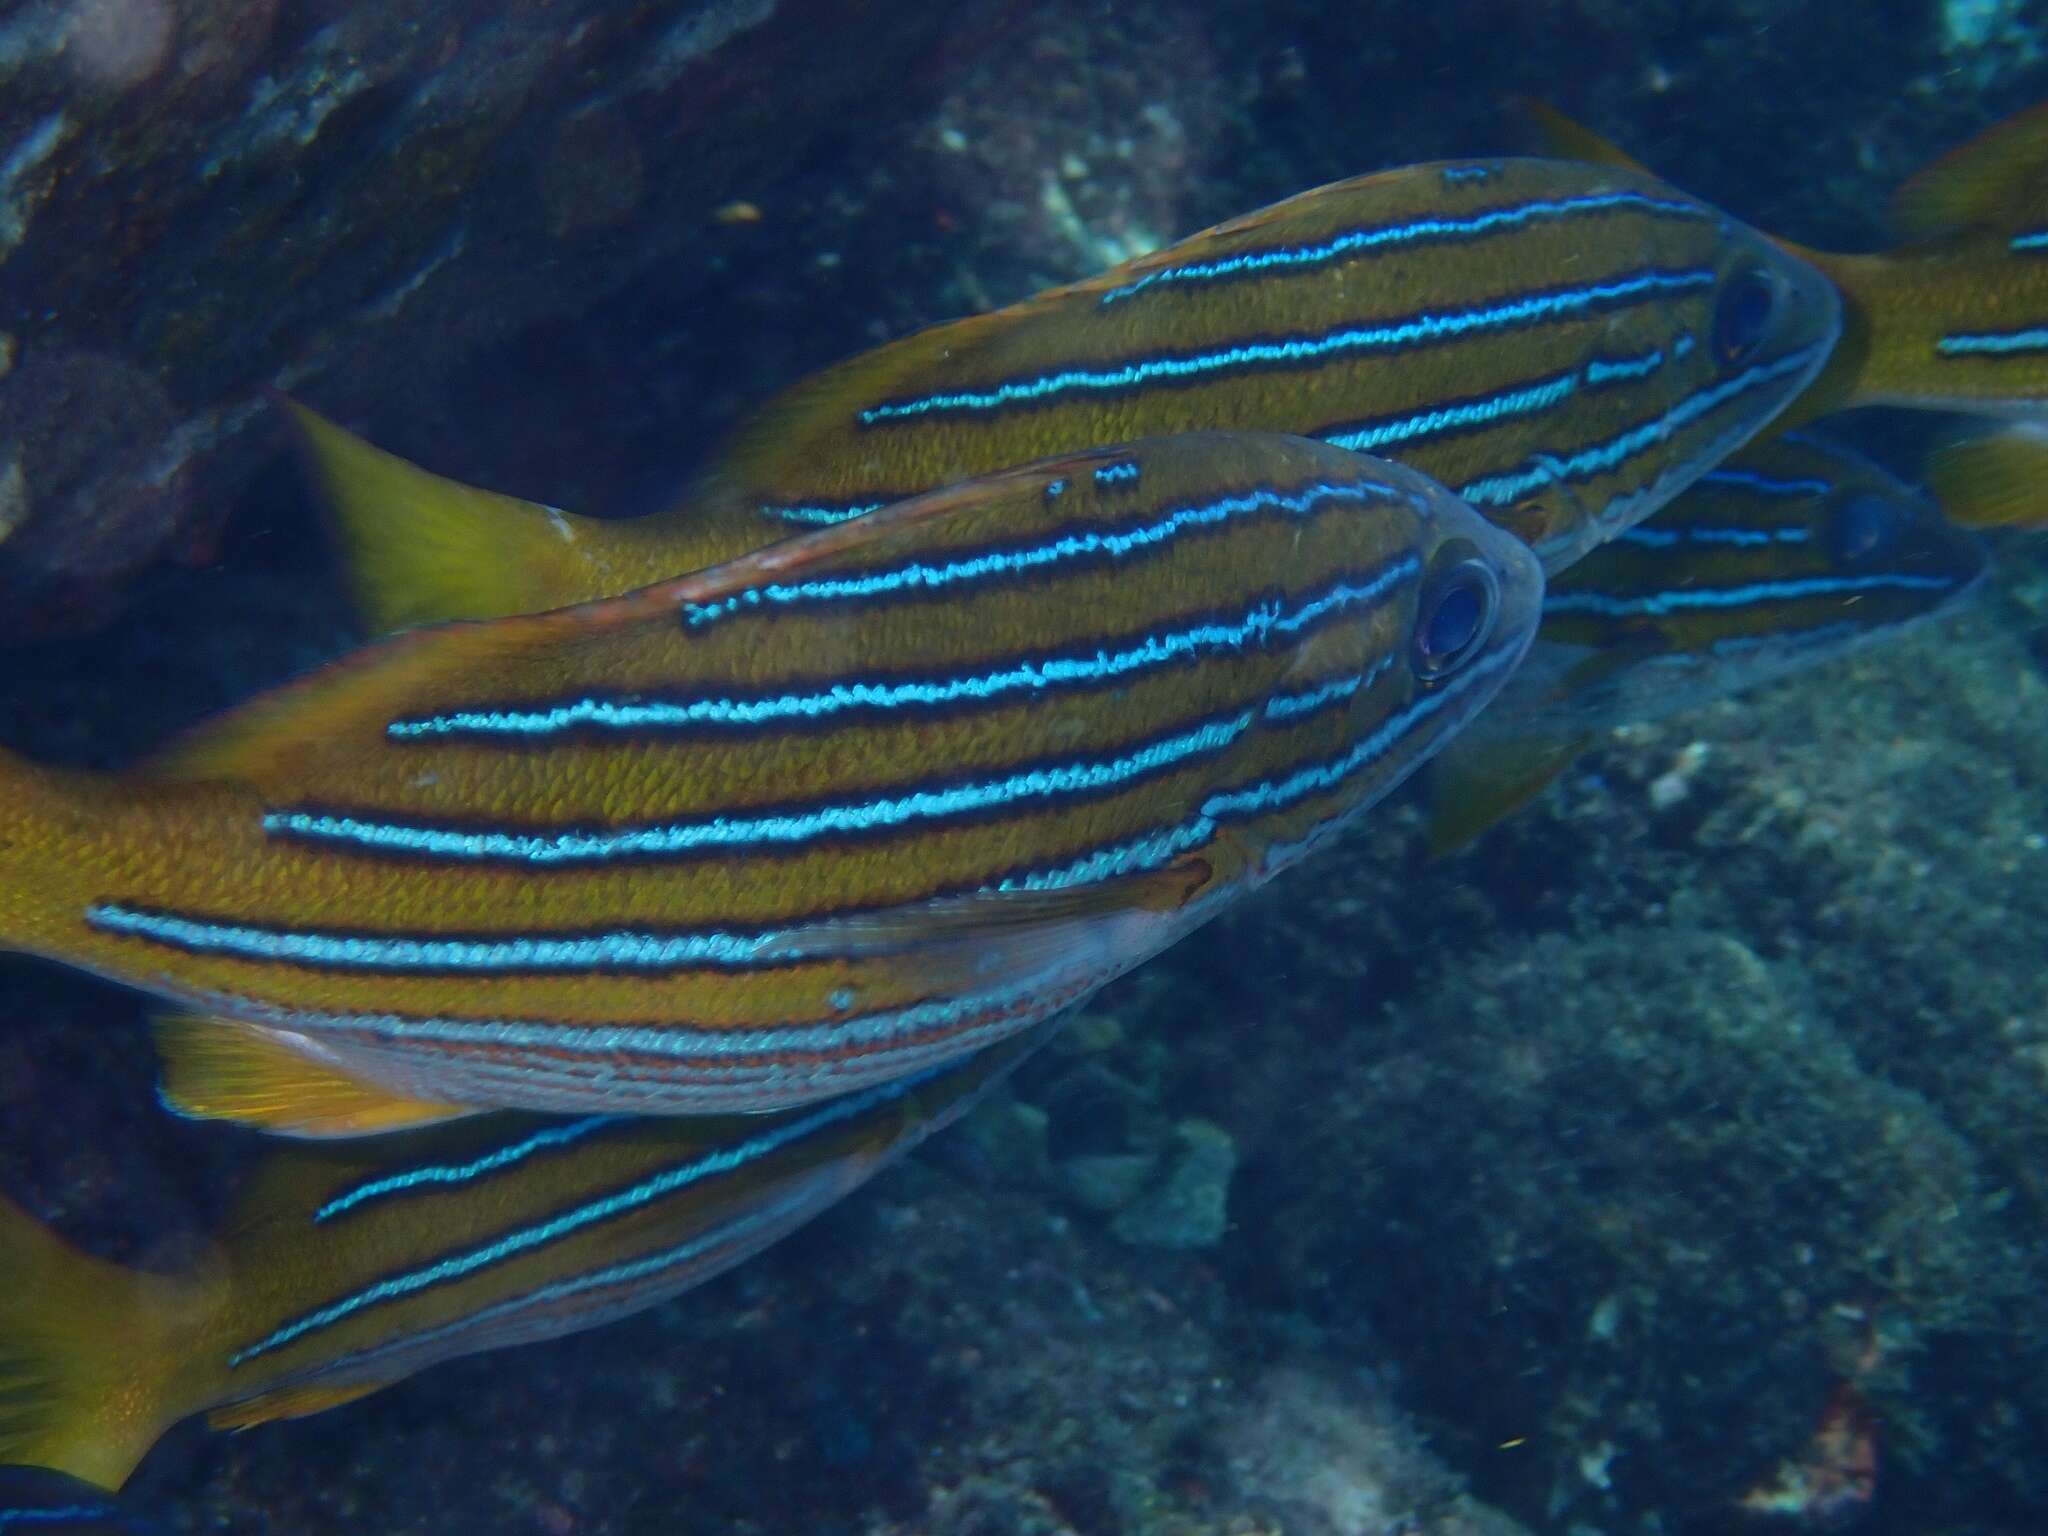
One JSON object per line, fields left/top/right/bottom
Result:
{"left": 1468, "top": 163, "right": 1844, "bottom": 574}
{"left": 1308, "top": 450, "right": 1546, "bottom": 828}
{"left": 1536, "top": 431, "right": 1985, "bottom": 721}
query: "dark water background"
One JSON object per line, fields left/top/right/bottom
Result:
{"left": 2, "top": 2, "right": 2046, "bottom": 1532}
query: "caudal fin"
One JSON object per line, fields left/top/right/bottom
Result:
{"left": 0, "top": 1191, "right": 213, "bottom": 1490}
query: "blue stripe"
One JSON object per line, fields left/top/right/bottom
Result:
{"left": 1093, "top": 459, "right": 1141, "bottom": 485}
{"left": 1438, "top": 165, "right": 1496, "bottom": 185}
{"left": 860, "top": 267, "right": 1717, "bottom": 422}
{"left": 0, "top": 1510, "right": 121, "bottom": 1531}
{"left": 2010, "top": 231, "right": 2048, "bottom": 252}
{"left": 681, "top": 477, "right": 1386, "bottom": 629}
{"left": 1321, "top": 370, "right": 1579, "bottom": 454}
{"left": 1696, "top": 468, "right": 1834, "bottom": 498}
{"left": 227, "top": 1070, "right": 933, "bottom": 1367}
{"left": 1204, "top": 637, "right": 1518, "bottom": 822}
{"left": 1457, "top": 344, "right": 1824, "bottom": 507}
{"left": 764, "top": 500, "right": 886, "bottom": 527}
{"left": 391, "top": 558, "right": 1420, "bottom": 741}
{"left": 286, "top": 1189, "right": 820, "bottom": 1386}
{"left": 86, "top": 903, "right": 803, "bottom": 972}
{"left": 1542, "top": 572, "right": 1958, "bottom": 618}
{"left": 315, "top": 1117, "right": 620, "bottom": 1223}
{"left": 1584, "top": 347, "right": 1664, "bottom": 385}
{"left": 1936, "top": 326, "right": 2048, "bottom": 355}
{"left": 263, "top": 711, "right": 1257, "bottom": 865}
{"left": 1261, "top": 654, "right": 1391, "bottom": 721}
{"left": 1616, "top": 524, "right": 1811, "bottom": 549}
{"left": 1096, "top": 193, "right": 1707, "bottom": 305}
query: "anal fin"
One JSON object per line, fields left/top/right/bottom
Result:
{"left": 208, "top": 1378, "right": 392, "bottom": 1430}
{"left": 154, "top": 1015, "right": 473, "bottom": 1139}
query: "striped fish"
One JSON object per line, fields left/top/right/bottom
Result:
{"left": 0, "top": 1022, "right": 1051, "bottom": 1492}
{"left": 1520, "top": 99, "right": 2048, "bottom": 433}
{"left": 0, "top": 433, "right": 1540, "bottom": 1134}
{"left": 311, "top": 158, "right": 1839, "bottom": 641}
{"left": 1424, "top": 432, "right": 1987, "bottom": 850}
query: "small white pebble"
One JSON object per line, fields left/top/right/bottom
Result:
{"left": 1648, "top": 771, "right": 1690, "bottom": 812}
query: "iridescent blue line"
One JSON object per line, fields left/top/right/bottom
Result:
{"left": 1095, "top": 194, "right": 1706, "bottom": 305}
{"left": 1616, "top": 524, "right": 1811, "bottom": 549}
{"left": 1542, "top": 571, "right": 1956, "bottom": 618}
{"left": 1457, "top": 344, "right": 1824, "bottom": 507}
{"left": 1204, "top": 636, "right": 1518, "bottom": 821}
{"left": 1321, "top": 370, "right": 1578, "bottom": 455}
{"left": 1093, "top": 459, "right": 1141, "bottom": 485}
{"left": 1697, "top": 468, "right": 1834, "bottom": 498}
{"left": 764, "top": 499, "right": 886, "bottom": 527}
{"left": 1262, "top": 653, "right": 1393, "bottom": 722}
{"left": 1584, "top": 347, "right": 1665, "bottom": 385}
{"left": 228, "top": 1071, "right": 929, "bottom": 1366}
{"left": 682, "top": 477, "right": 1384, "bottom": 629}
{"left": 1438, "top": 165, "right": 1496, "bottom": 186}
{"left": 860, "top": 267, "right": 1716, "bottom": 421}
{"left": 1936, "top": 326, "right": 2048, "bottom": 355}
{"left": 2009, "top": 231, "right": 2048, "bottom": 252}
{"left": 287, "top": 1189, "right": 818, "bottom": 1386}
{"left": 391, "top": 557, "right": 1419, "bottom": 741}
{"left": 263, "top": 711, "right": 1257, "bottom": 865}
{"left": 87, "top": 903, "right": 798, "bottom": 973}
{"left": 315, "top": 1116, "right": 619, "bottom": 1223}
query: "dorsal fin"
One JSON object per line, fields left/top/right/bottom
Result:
{"left": 208, "top": 1378, "right": 392, "bottom": 1430}
{"left": 1508, "top": 97, "right": 1657, "bottom": 178}
{"left": 281, "top": 399, "right": 686, "bottom": 632}
{"left": 1891, "top": 100, "right": 2048, "bottom": 240}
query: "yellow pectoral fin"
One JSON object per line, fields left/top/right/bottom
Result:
{"left": 1424, "top": 729, "right": 1591, "bottom": 858}
{"left": 1890, "top": 99, "right": 2048, "bottom": 240}
{"left": 1507, "top": 97, "right": 1656, "bottom": 177}
{"left": 208, "top": 1378, "right": 393, "bottom": 1431}
{"left": 154, "top": 1016, "right": 474, "bottom": 1139}
{"left": 281, "top": 397, "right": 633, "bottom": 631}
{"left": 1925, "top": 423, "right": 2048, "bottom": 529}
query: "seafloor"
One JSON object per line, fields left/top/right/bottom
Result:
{"left": 2, "top": 2, "right": 2046, "bottom": 1533}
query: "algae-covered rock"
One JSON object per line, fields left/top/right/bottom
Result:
{"left": 1246, "top": 925, "right": 2011, "bottom": 1533}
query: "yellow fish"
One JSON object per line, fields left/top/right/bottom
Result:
{"left": 0, "top": 1024, "right": 1048, "bottom": 1491}
{"left": 0, "top": 432, "right": 1539, "bottom": 1134}
{"left": 307, "top": 156, "right": 1839, "bottom": 638}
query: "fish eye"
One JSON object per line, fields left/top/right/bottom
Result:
{"left": 1411, "top": 550, "right": 1500, "bottom": 682}
{"left": 1712, "top": 265, "right": 1779, "bottom": 369}
{"left": 1829, "top": 492, "right": 1902, "bottom": 564}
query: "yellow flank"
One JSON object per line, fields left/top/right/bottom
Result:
{"left": 0, "top": 431, "right": 1541, "bottom": 1124}
{"left": 0, "top": 1029, "right": 1042, "bottom": 1490}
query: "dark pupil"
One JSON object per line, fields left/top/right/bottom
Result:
{"left": 1715, "top": 271, "right": 1775, "bottom": 364}
{"left": 1422, "top": 580, "right": 1483, "bottom": 662}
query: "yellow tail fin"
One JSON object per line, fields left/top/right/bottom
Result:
{"left": 0, "top": 1190, "right": 216, "bottom": 1489}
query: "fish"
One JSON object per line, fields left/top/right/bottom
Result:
{"left": 1517, "top": 99, "right": 2048, "bottom": 432}
{"left": 1422, "top": 431, "right": 1988, "bottom": 852}
{"left": 0, "top": 432, "right": 1540, "bottom": 1133}
{"left": 0, "top": 1022, "right": 1051, "bottom": 1492}
{"left": 306, "top": 157, "right": 1840, "bottom": 637}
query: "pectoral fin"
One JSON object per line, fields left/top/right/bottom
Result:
{"left": 1925, "top": 423, "right": 2048, "bottom": 528}
{"left": 1424, "top": 729, "right": 1591, "bottom": 857}
{"left": 154, "top": 1015, "right": 474, "bottom": 1139}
